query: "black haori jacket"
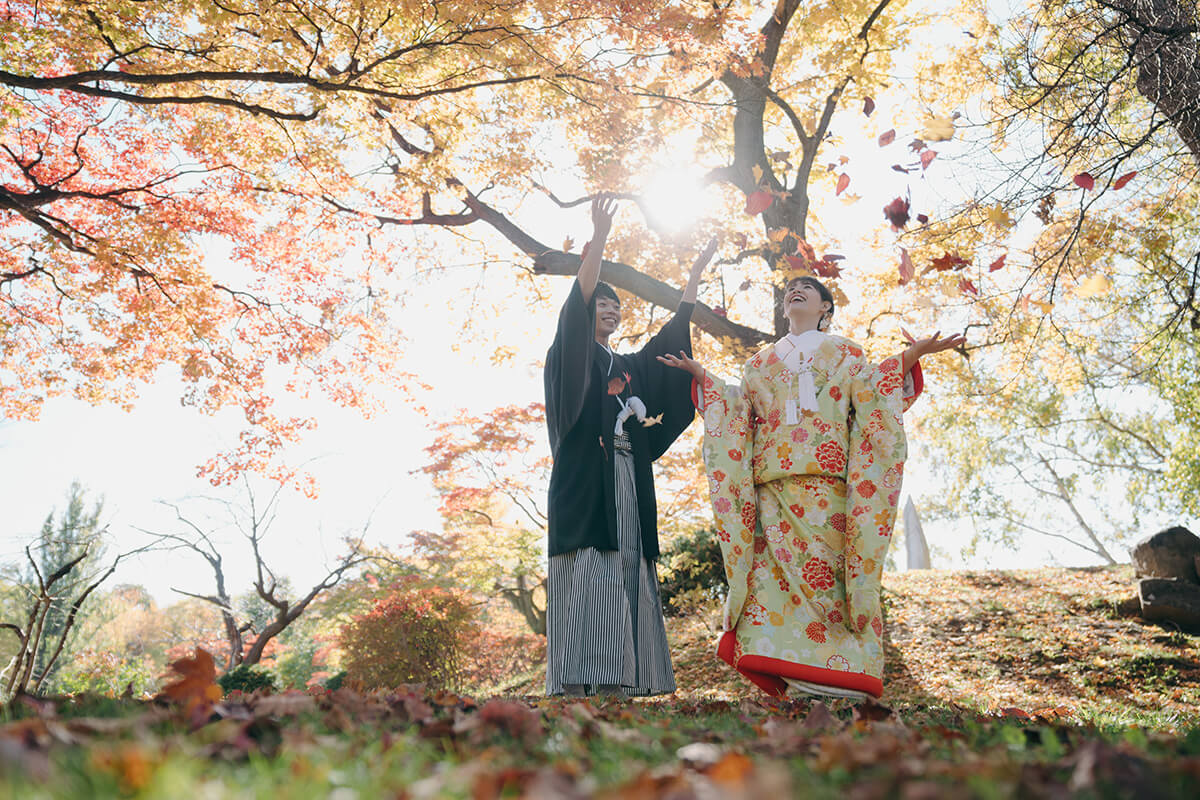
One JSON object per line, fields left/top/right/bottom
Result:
{"left": 544, "top": 280, "right": 696, "bottom": 560}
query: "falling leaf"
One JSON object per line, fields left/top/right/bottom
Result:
{"left": 891, "top": 165, "right": 910, "bottom": 173}
{"left": 607, "top": 375, "right": 628, "bottom": 396}
{"left": 641, "top": 413, "right": 663, "bottom": 427}
{"left": 883, "top": 196, "right": 910, "bottom": 229}
{"left": 878, "top": 129, "right": 896, "bottom": 147}
{"left": 732, "top": 233, "right": 748, "bottom": 249}
{"left": 769, "top": 150, "right": 791, "bottom": 161}
{"left": 1073, "top": 172, "right": 1095, "bottom": 191}
{"left": 156, "top": 648, "right": 223, "bottom": 714}
{"left": 835, "top": 173, "right": 850, "bottom": 196}
{"left": 745, "top": 190, "right": 773, "bottom": 215}
{"left": 812, "top": 259, "right": 842, "bottom": 279}
{"left": 768, "top": 227, "right": 790, "bottom": 243}
{"left": 959, "top": 277, "right": 979, "bottom": 296}
{"left": 1113, "top": 170, "right": 1138, "bottom": 190}
{"left": 988, "top": 253, "right": 1007, "bottom": 272}
{"left": 930, "top": 252, "right": 970, "bottom": 271}
{"left": 922, "top": 116, "right": 956, "bottom": 141}
{"left": 986, "top": 204, "right": 1013, "bottom": 230}
{"left": 822, "top": 253, "right": 845, "bottom": 262}
{"left": 784, "top": 254, "right": 809, "bottom": 271}
{"left": 562, "top": 237, "right": 574, "bottom": 252}
{"left": 712, "top": 306, "right": 727, "bottom": 317}
{"left": 916, "top": 213, "right": 929, "bottom": 224}
{"left": 863, "top": 97, "right": 876, "bottom": 116}
{"left": 909, "top": 138, "right": 927, "bottom": 152}
{"left": 1076, "top": 273, "right": 1112, "bottom": 297}
{"left": 738, "top": 280, "right": 751, "bottom": 291}
{"left": 898, "top": 248, "right": 915, "bottom": 286}
{"left": 752, "top": 164, "right": 764, "bottom": 184}
{"left": 838, "top": 155, "right": 850, "bottom": 165}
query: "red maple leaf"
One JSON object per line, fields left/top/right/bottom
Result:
{"left": 812, "top": 259, "right": 842, "bottom": 279}
{"left": 930, "top": 252, "right": 970, "bottom": 271}
{"left": 1113, "top": 170, "right": 1138, "bottom": 190}
{"left": 745, "top": 190, "right": 773, "bottom": 215}
{"left": 883, "top": 197, "right": 910, "bottom": 229}
{"left": 1073, "top": 172, "right": 1095, "bottom": 191}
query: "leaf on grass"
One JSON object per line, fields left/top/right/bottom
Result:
{"left": 852, "top": 699, "right": 894, "bottom": 722}
{"left": 704, "top": 752, "right": 755, "bottom": 786}
{"left": 835, "top": 173, "right": 850, "bottom": 196}
{"left": 1073, "top": 172, "right": 1095, "bottom": 191}
{"left": 878, "top": 129, "right": 896, "bottom": 147}
{"left": 157, "top": 647, "right": 222, "bottom": 713}
{"left": 745, "top": 190, "right": 773, "bottom": 215}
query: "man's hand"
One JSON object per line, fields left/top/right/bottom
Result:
{"left": 682, "top": 236, "right": 718, "bottom": 304}
{"left": 591, "top": 192, "right": 616, "bottom": 244}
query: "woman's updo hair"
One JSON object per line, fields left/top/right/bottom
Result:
{"left": 786, "top": 275, "right": 835, "bottom": 330}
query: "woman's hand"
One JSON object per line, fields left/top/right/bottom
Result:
{"left": 900, "top": 328, "right": 966, "bottom": 373}
{"left": 656, "top": 350, "right": 705, "bottom": 381}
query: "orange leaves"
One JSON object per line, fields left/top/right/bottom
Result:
{"left": 898, "top": 248, "right": 915, "bottom": 286}
{"left": 156, "top": 647, "right": 223, "bottom": 714}
{"left": 744, "top": 190, "right": 773, "bottom": 215}
{"left": 1113, "top": 170, "right": 1137, "bottom": 189}
{"left": 930, "top": 252, "right": 970, "bottom": 272}
{"left": 878, "top": 129, "right": 896, "bottom": 147}
{"left": 835, "top": 173, "right": 850, "bottom": 196}
{"left": 988, "top": 253, "right": 1007, "bottom": 272}
{"left": 919, "top": 149, "right": 938, "bottom": 170}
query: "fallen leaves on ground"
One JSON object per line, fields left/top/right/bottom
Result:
{"left": 1, "top": 567, "right": 1198, "bottom": 798}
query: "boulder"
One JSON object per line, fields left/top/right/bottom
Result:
{"left": 1137, "top": 578, "right": 1200, "bottom": 631}
{"left": 1130, "top": 526, "right": 1200, "bottom": 583}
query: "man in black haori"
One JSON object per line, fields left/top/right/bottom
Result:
{"left": 543, "top": 193, "right": 715, "bottom": 697}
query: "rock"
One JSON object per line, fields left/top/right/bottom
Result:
{"left": 1130, "top": 526, "right": 1200, "bottom": 583}
{"left": 1137, "top": 578, "right": 1200, "bottom": 631}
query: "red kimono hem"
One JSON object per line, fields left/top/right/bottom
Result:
{"left": 717, "top": 630, "right": 883, "bottom": 699}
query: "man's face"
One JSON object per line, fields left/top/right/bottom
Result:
{"left": 595, "top": 295, "right": 621, "bottom": 338}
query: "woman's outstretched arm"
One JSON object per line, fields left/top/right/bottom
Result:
{"left": 898, "top": 329, "right": 967, "bottom": 374}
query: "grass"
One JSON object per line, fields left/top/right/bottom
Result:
{"left": 2, "top": 565, "right": 1198, "bottom": 798}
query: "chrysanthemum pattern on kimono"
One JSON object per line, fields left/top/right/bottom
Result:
{"left": 696, "top": 334, "right": 922, "bottom": 698}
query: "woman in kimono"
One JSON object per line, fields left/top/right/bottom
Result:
{"left": 659, "top": 275, "right": 963, "bottom": 700}
{"left": 544, "top": 194, "right": 716, "bottom": 697}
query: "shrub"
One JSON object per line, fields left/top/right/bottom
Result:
{"left": 217, "top": 664, "right": 277, "bottom": 695}
{"left": 338, "top": 586, "right": 475, "bottom": 692}
{"left": 659, "top": 527, "right": 727, "bottom": 616}
{"left": 461, "top": 629, "right": 546, "bottom": 691}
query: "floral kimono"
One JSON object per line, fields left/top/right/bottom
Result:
{"left": 695, "top": 332, "right": 922, "bottom": 698}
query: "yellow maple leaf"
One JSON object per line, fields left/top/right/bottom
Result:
{"left": 922, "top": 116, "right": 956, "bottom": 142}
{"left": 1076, "top": 274, "right": 1111, "bottom": 298}
{"left": 156, "top": 647, "right": 223, "bottom": 712}
{"left": 641, "top": 413, "right": 663, "bottom": 427}
{"left": 752, "top": 164, "right": 764, "bottom": 184}
{"left": 986, "top": 204, "right": 1013, "bottom": 230}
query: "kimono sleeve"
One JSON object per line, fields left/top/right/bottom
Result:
{"left": 695, "top": 369, "right": 757, "bottom": 633}
{"left": 543, "top": 280, "right": 595, "bottom": 458}
{"left": 627, "top": 302, "right": 697, "bottom": 460}
{"left": 841, "top": 355, "right": 922, "bottom": 635}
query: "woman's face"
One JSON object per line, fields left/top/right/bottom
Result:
{"left": 785, "top": 280, "right": 830, "bottom": 320}
{"left": 594, "top": 295, "right": 622, "bottom": 338}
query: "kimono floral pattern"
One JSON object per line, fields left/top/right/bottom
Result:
{"left": 699, "top": 335, "right": 920, "bottom": 698}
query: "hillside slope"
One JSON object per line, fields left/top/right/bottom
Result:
{"left": 536, "top": 566, "right": 1199, "bottom": 727}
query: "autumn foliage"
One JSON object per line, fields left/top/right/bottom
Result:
{"left": 338, "top": 586, "right": 475, "bottom": 692}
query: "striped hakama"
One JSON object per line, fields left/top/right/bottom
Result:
{"left": 545, "top": 431, "right": 676, "bottom": 697}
